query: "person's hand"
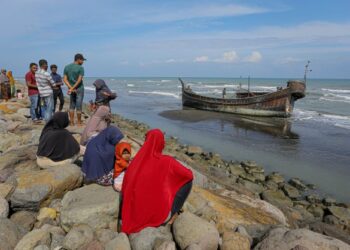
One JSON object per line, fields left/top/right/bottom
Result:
{"left": 113, "top": 182, "right": 122, "bottom": 192}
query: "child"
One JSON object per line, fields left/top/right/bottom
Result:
{"left": 113, "top": 142, "right": 131, "bottom": 192}
{"left": 16, "top": 89, "right": 24, "bottom": 99}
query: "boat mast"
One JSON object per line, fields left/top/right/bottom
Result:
{"left": 248, "top": 75, "right": 251, "bottom": 94}
{"left": 304, "top": 60, "right": 312, "bottom": 84}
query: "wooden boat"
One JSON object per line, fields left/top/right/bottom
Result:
{"left": 179, "top": 78, "right": 306, "bottom": 117}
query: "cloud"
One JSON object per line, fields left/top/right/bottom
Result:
{"left": 194, "top": 56, "right": 209, "bottom": 62}
{"left": 243, "top": 51, "right": 262, "bottom": 63}
{"left": 278, "top": 57, "right": 305, "bottom": 64}
{"left": 215, "top": 51, "right": 240, "bottom": 63}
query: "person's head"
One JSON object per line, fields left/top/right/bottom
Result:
{"left": 93, "top": 79, "right": 106, "bottom": 90}
{"left": 7, "top": 70, "right": 12, "bottom": 77}
{"left": 39, "top": 59, "right": 48, "bottom": 70}
{"left": 51, "top": 112, "right": 69, "bottom": 129}
{"left": 74, "top": 53, "right": 86, "bottom": 65}
{"left": 16, "top": 89, "right": 21, "bottom": 93}
{"left": 1, "top": 69, "right": 6, "bottom": 75}
{"left": 144, "top": 129, "right": 165, "bottom": 154}
{"left": 122, "top": 149, "right": 131, "bottom": 161}
{"left": 29, "top": 63, "right": 38, "bottom": 73}
{"left": 115, "top": 142, "right": 132, "bottom": 162}
{"left": 50, "top": 64, "right": 57, "bottom": 74}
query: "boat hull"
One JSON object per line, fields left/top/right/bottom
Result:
{"left": 180, "top": 79, "right": 305, "bottom": 117}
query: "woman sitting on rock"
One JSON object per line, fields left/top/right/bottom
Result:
{"left": 37, "top": 112, "right": 81, "bottom": 168}
{"left": 82, "top": 126, "right": 124, "bottom": 185}
{"left": 80, "top": 105, "right": 111, "bottom": 146}
{"left": 121, "top": 129, "right": 194, "bottom": 234}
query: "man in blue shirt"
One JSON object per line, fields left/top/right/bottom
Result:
{"left": 50, "top": 64, "right": 64, "bottom": 112}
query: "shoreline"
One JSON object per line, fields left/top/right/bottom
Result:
{"left": 0, "top": 82, "right": 349, "bottom": 249}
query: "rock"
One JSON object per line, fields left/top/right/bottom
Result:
{"left": 129, "top": 226, "right": 173, "bottom": 250}
{"left": 10, "top": 210, "right": 37, "bottom": 232}
{"left": 173, "top": 212, "right": 219, "bottom": 250}
{"left": 4, "top": 113, "right": 28, "bottom": 123}
{"left": 0, "top": 144, "right": 37, "bottom": 172}
{"left": 96, "top": 228, "right": 118, "bottom": 244}
{"left": 16, "top": 108, "right": 30, "bottom": 117}
{"left": 62, "top": 224, "right": 94, "bottom": 250}
{"left": 307, "top": 205, "right": 325, "bottom": 218}
{"left": 0, "top": 133, "right": 24, "bottom": 153}
{"left": 0, "top": 183, "right": 15, "bottom": 200}
{"left": 85, "top": 240, "right": 104, "bottom": 250}
{"left": 307, "top": 221, "right": 350, "bottom": 245}
{"left": 261, "top": 190, "right": 293, "bottom": 208}
{"left": 105, "top": 232, "right": 131, "bottom": 250}
{"left": 10, "top": 164, "right": 83, "bottom": 211}
{"left": 328, "top": 206, "right": 350, "bottom": 224}
{"left": 186, "top": 187, "right": 287, "bottom": 234}
{"left": 228, "top": 164, "right": 245, "bottom": 176}
{"left": 236, "top": 225, "right": 253, "bottom": 245}
{"left": 253, "top": 227, "right": 350, "bottom": 250}
{"left": 264, "top": 180, "right": 279, "bottom": 191}
{"left": 37, "top": 207, "right": 57, "bottom": 221}
{"left": 0, "top": 218, "right": 22, "bottom": 250}
{"left": 323, "top": 197, "right": 337, "bottom": 206}
{"left": 0, "top": 168, "right": 15, "bottom": 183}
{"left": 237, "top": 179, "right": 265, "bottom": 194}
{"left": 186, "top": 146, "right": 203, "bottom": 155}
{"left": 49, "top": 199, "right": 62, "bottom": 213}
{"left": 60, "top": 184, "right": 120, "bottom": 231}
{"left": 293, "top": 200, "right": 310, "bottom": 207}
{"left": 50, "top": 233, "right": 65, "bottom": 250}
{"left": 186, "top": 244, "right": 201, "bottom": 250}
{"left": 221, "top": 231, "right": 251, "bottom": 250}
{"left": 293, "top": 206, "right": 314, "bottom": 221}
{"left": 244, "top": 165, "right": 265, "bottom": 175}
{"left": 33, "top": 245, "right": 49, "bottom": 250}
{"left": 154, "top": 240, "right": 176, "bottom": 250}
{"left": 288, "top": 178, "right": 307, "bottom": 191}
{"left": 306, "top": 194, "right": 322, "bottom": 204}
{"left": 0, "top": 102, "right": 26, "bottom": 114}
{"left": 241, "top": 161, "right": 258, "bottom": 168}
{"left": 266, "top": 172, "right": 285, "bottom": 184}
{"left": 14, "top": 229, "right": 51, "bottom": 250}
{"left": 281, "top": 183, "right": 300, "bottom": 199}
{"left": 0, "top": 197, "right": 9, "bottom": 218}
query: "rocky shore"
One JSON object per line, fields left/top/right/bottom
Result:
{"left": 0, "top": 83, "right": 349, "bottom": 250}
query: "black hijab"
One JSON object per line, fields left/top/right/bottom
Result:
{"left": 37, "top": 112, "right": 80, "bottom": 162}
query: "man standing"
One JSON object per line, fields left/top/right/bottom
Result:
{"left": 50, "top": 64, "right": 64, "bottom": 112}
{"left": 25, "top": 63, "right": 41, "bottom": 121}
{"left": 63, "top": 53, "right": 86, "bottom": 126}
{"left": 36, "top": 59, "right": 54, "bottom": 122}
{"left": 0, "top": 69, "right": 10, "bottom": 101}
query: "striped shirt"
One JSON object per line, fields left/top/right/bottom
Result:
{"left": 35, "top": 69, "right": 54, "bottom": 97}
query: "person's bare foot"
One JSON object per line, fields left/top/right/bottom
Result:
{"left": 167, "top": 213, "right": 179, "bottom": 225}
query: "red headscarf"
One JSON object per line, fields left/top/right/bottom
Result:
{"left": 121, "top": 129, "right": 193, "bottom": 234}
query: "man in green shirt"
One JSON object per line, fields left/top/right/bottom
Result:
{"left": 63, "top": 53, "right": 86, "bottom": 126}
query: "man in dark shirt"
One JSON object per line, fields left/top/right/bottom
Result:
{"left": 50, "top": 64, "right": 64, "bottom": 112}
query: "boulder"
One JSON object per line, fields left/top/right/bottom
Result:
{"left": 228, "top": 164, "right": 245, "bottom": 176}
{"left": 4, "top": 113, "right": 28, "bottom": 123}
{"left": 307, "top": 221, "right": 350, "bottom": 245}
{"left": 0, "top": 102, "right": 26, "bottom": 114}
{"left": 261, "top": 190, "right": 293, "bottom": 208}
{"left": 0, "top": 144, "right": 37, "bottom": 172}
{"left": 10, "top": 210, "right": 37, "bottom": 232}
{"left": 33, "top": 245, "right": 49, "bottom": 250}
{"left": 62, "top": 224, "right": 94, "bottom": 250}
{"left": 129, "top": 226, "right": 173, "bottom": 250}
{"left": 186, "top": 244, "right": 201, "bottom": 250}
{"left": 0, "top": 197, "right": 9, "bottom": 218}
{"left": 0, "top": 183, "right": 15, "bottom": 200}
{"left": 14, "top": 229, "right": 51, "bottom": 250}
{"left": 323, "top": 197, "right": 337, "bottom": 207}
{"left": 221, "top": 231, "right": 251, "bottom": 250}
{"left": 154, "top": 240, "right": 176, "bottom": 250}
{"left": 0, "top": 218, "right": 23, "bottom": 250}
{"left": 307, "top": 205, "right": 324, "bottom": 218}
{"left": 16, "top": 108, "right": 30, "bottom": 117}
{"left": 173, "top": 212, "right": 219, "bottom": 250}
{"left": 288, "top": 178, "right": 307, "bottom": 191}
{"left": 96, "top": 228, "right": 118, "bottom": 245}
{"left": 60, "top": 184, "right": 120, "bottom": 231}
{"left": 0, "top": 132, "right": 24, "bottom": 153}
{"left": 306, "top": 194, "right": 322, "bottom": 204}
{"left": 266, "top": 172, "right": 285, "bottom": 184}
{"left": 254, "top": 227, "right": 350, "bottom": 250}
{"left": 186, "top": 146, "right": 203, "bottom": 155}
{"left": 281, "top": 183, "right": 300, "bottom": 199}
{"left": 85, "top": 240, "right": 104, "bottom": 250}
{"left": 105, "top": 232, "right": 131, "bottom": 250}
{"left": 37, "top": 207, "right": 57, "bottom": 221}
{"left": 10, "top": 164, "right": 83, "bottom": 211}
{"left": 328, "top": 206, "right": 350, "bottom": 225}
{"left": 237, "top": 179, "right": 265, "bottom": 194}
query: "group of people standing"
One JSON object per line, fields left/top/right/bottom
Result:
{"left": 0, "top": 69, "right": 17, "bottom": 101}
{"left": 34, "top": 75, "right": 193, "bottom": 234}
{"left": 25, "top": 53, "right": 86, "bottom": 124}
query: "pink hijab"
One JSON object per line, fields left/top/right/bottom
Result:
{"left": 80, "top": 105, "right": 110, "bottom": 145}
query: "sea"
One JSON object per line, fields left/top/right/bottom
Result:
{"left": 20, "top": 76, "right": 350, "bottom": 202}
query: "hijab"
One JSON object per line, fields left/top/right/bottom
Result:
{"left": 82, "top": 126, "right": 124, "bottom": 181}
{"left": 121, "top": 129, "right": 193, "bottom": 234}
{"left": 80, "top": 105, "right": 110, "bottom": 145}
{"left": 114, "top": 142, "right": 132, "bottom": 178}
{"left": 37, "top": 112, "right": 80, "bottom": 162}
{"left": 93, "top": 79, "right": 116, "bottom": 105}
{"left": 6, "top": 71, "right": 15, "bottom": 85}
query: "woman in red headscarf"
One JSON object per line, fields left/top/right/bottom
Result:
{"left": 121, "top": 129, "right": 193, "bottom": 234}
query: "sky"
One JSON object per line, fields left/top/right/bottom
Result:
{"left": 1, "top": 0, "right": 350, "bottom": 78}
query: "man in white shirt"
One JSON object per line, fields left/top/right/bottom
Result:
{"left": 35, "top": 59, "right": 55, "bottom": 121}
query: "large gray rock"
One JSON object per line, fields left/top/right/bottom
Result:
{"left": 221, "top": 231, "right": 251, "bottom": 250}
{"left": 0, "top": 197, "right": 9, "bottom": 217}
{"left": 62, "top": 224, "right": 94, "bottom": 250}
{"left": 0, "top": 218, "right": 23, "bottom": 250}
{"left": 261, "top": 190, "right": 293, "bottom": 208}
{"left": 60, "top": 184, "right": 120, "bottom": 231}
{"left": 129, "top": 226, "right": 173, "bottom": 250}
{"left": 10, "top": 210, "right": 37, "bottom": 232}
{"left": 328, "top": 206, "right": 350, "bottom": 225}
{"left": 307, "top": 221, "right": 350, "bottom": 245}
{"left": 96, "top": 228, "right": 118, "bottom": 245}
{"left": 281, "top": 183, "right": 300, "bottom": 199}
{"left": 14, "top": 228, "right": 51, "bottom": 250}
{"left": 173, "top": 212, "right": 220, "bottom": 250}
{"left": 105, "top": 232, "right": 131, "bottom": 250}
{"left": 10, "top": 164, "right": 83, "bottom": 211}
{"left": 154, "top": 240, "right": 176, "bottom": 250}
{"left": 254, "top": 227, "right": 350, "bottom": 250}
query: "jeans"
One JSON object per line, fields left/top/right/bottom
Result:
{"left": 69, "top": 86, "right": 84, "bottom": 112}
{"left": 41, "top": 95, "right": 54, "bottom": 121}
{"left": 29, "top": 94, "right": 39, "bottom": 120}
{"left": 53, "top": 88, "right": 64, "bottom": 112}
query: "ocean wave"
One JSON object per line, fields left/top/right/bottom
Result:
{"left": 322, "top": 88, "right": 350, "bottom": 94}
{"left": 128, "top": 90, "right": 180, "bottom": 99}
{"left": 320, "top": 97, "right": 350, "bottom": 104}
{"left": 161, "top": 80, "right": 172, "bottom": 83}
{"left": 84, "top": 86, "right": 95, "bottom": 91}
{"left": 325, "top": 93, "right": 350, "bottom": 100}
{"left": 127, "top": 84, "right": 135, "bottom": 87}
{"left": 201, "top": 84, "right": 238, "bottom": 89}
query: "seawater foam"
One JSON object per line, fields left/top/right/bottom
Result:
{"left": 294, "top": 109, "right": 350, "bottom": 130}
{"left": 127, "top": 84, "right": 135, "bottom": 87}
{"left": 322, "top": 88, "right": 350, "bottom": 94}
{"left": 84, "top": 86, "right": 95, "bottom": 91}
{"left": 128, "top": 90, "right": 180, "bottom": 99}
